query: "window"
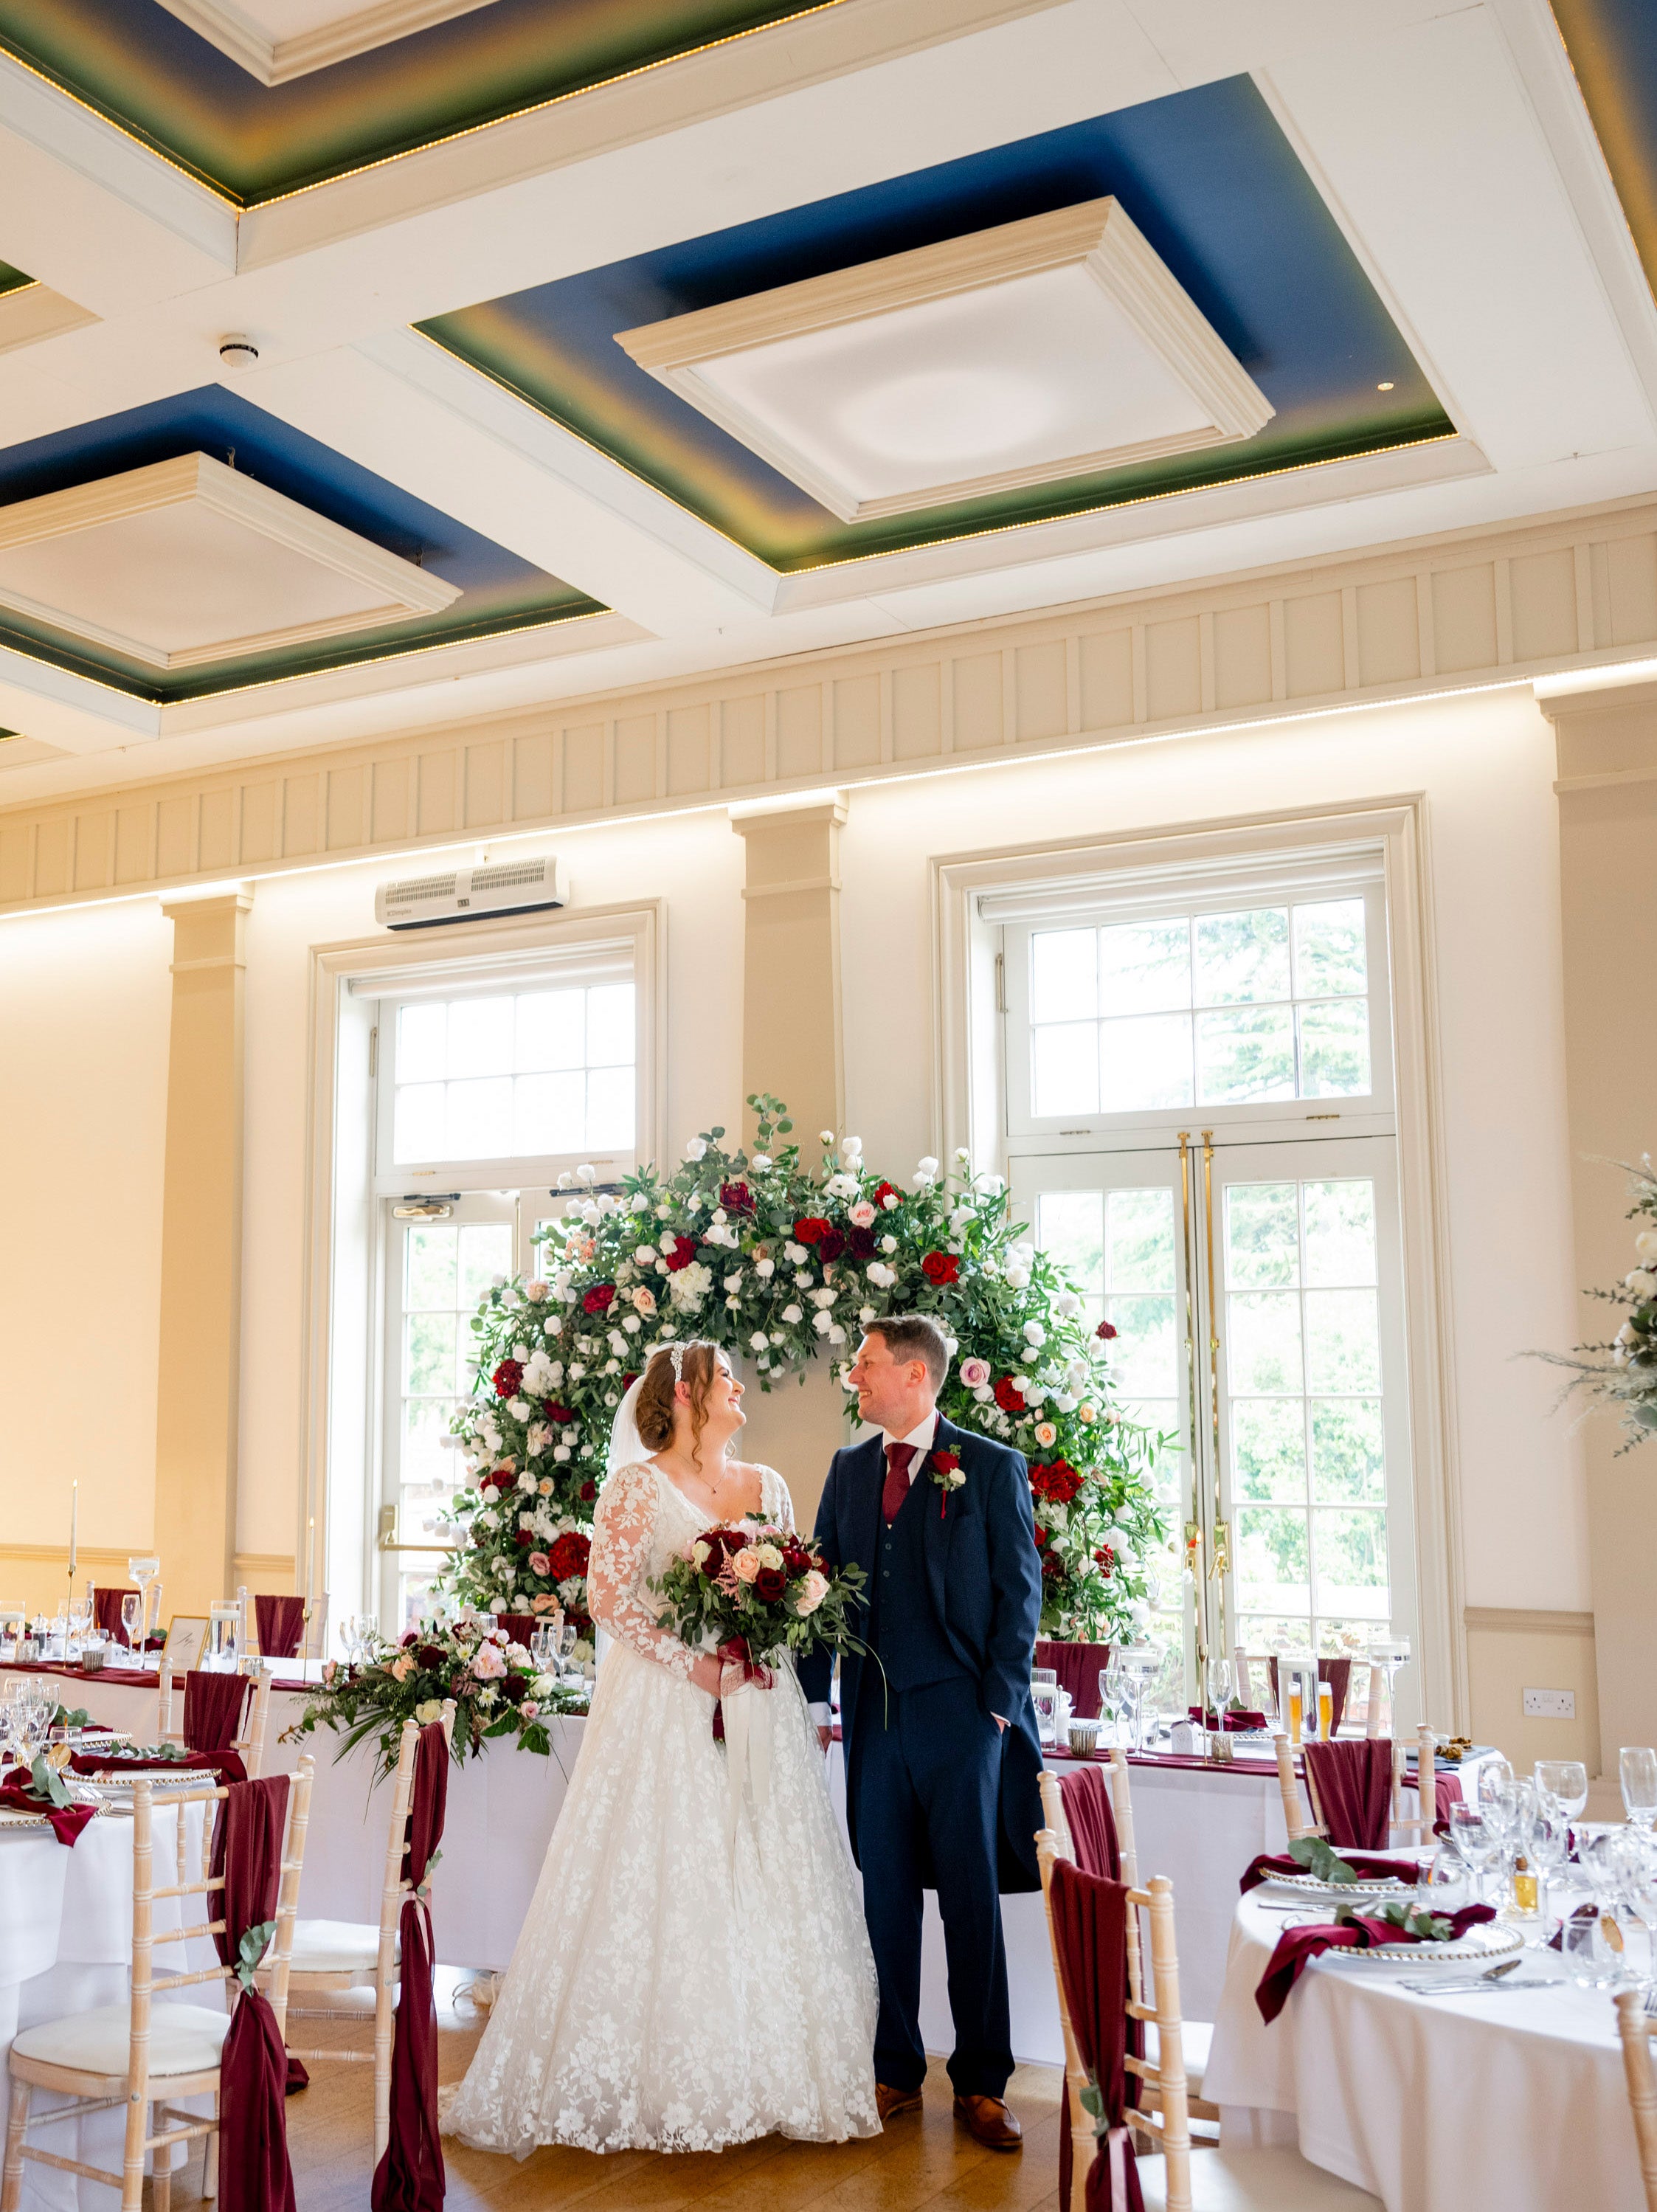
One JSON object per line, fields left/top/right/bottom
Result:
{"left": 996, "top": 849, "right": 1414, "bottom": 1728}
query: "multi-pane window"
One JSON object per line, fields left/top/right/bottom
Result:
{"left": 1028, "top": 897, "right": 1372, "bottom": 1119}
{"left": 1228, "top": 1174, "right": 1389, "bottom": 1660}
{"left": 390, "top": 981, "right": 635, "bottom": 1168}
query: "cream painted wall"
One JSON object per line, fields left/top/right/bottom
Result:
{"left": 235, "top": 813, "right": 747, "bottom": 1572}
{"left": 0, "top": 899, "right": 171, "bottom": 1603}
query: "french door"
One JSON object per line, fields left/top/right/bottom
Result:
{"left": 377, "top": 1192, "right": 552, "bottom": 1627}
{"left": 1011, "top": 1132, "right": 1416, "bottom": 1729}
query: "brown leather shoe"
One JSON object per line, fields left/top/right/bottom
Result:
{"left": 876, "top": 2083, "right": 924, "bottom": 2123}
{"left": 953, "top": 2094, "right": 1022, "bottom": 2151}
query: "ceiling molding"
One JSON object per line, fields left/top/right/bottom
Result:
{"left": 0, "top": 452, "right": 460, "bottom": 671}
{"left": 153, "top": 0, "right": 498, "bottom": 86}
{"left": 615, "top": 197, "right": 1273, "bottom": 524}
{"left": 0, "top": 283, "right": 97, "bottom": 356}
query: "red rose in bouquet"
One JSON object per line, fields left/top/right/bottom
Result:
{"left": 1031, "top": 1458, "right": 1083, "bottom": 1506}
{"left": 873, "top": 1181, "right": 899, "bottom": 1208}
{"left": 1094, "top": 1545, "right": 1116, "bottom": 1576}
{"left": 994, "top": 1374, "right": 1026, "bottom": 1413}
{"left": 819, "top": 1229, "right": 846, "bottom": 1261}
{"left": 542, "top": 1400, "right": 576, "bottom": 1425}
{"left": 547, "top": 1531, "right": 591, "bottom": 1580}
{"left": 754, "top": 1566, "right": 786, "bottom": 1602}
{"left": 793, "top": 1216, "right": 831, "bottom": 1245}
{"left": 583, "top": 1283, "right": 617, "bottom": 1315}
{"left": 1042, "top": 1551, "right": 1063, "bottom": 1579}
{"left": 663, "top": 1236, "right": 696, "bottom": 1272}
{"left": 921, "top": 1250, "right": 959, "bottom": 1285}
{"left": 493, "top": 1358, "right": 525, "bottom": 1398}
{"left": 849, "top": 1226, "right": 876, "bottom": 1258}
{"left": 1033, "top": 1524, "right": 1048, "bottom": 1548}
{"left": 1096, "top": 1319, "right": 1118, "bottom": 1341}
{"left": 719, "top": 1180, "right": 754, "bottom": 1215}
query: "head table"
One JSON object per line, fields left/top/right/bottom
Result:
{"left": 1, "top": 1661, "right": 1479, "bottom": 2080}
{"left": 1204, "top": 1883, "right": 1644, "bottom": 2212}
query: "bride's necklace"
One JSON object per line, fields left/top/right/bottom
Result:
{"left": 656, "top": 1453, "right": 756, "bottom": 1521}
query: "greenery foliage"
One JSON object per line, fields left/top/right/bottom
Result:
{"left": 1537, "top": 1155, "right": 1657, "bottom": 1453}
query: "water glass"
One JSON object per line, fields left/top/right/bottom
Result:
{"left": 1560, "top": 1908, "right": 1620, "bottom": 1987}
{"left": 1622, "top": 1748, "right": 1657, "bottom": 1832}
{"left": 1422, "top": 1842, "right": 1470, "bottom": 1915}
{"left": 1447, "top": 1803, "right": 1498, "bottom": 1905}
{"left": 1536, "top": 1760, "right": 1589, "bottom": 1822}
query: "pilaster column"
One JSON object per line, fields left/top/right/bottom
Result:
{"left": 153, "top": 890, "right": 252, "bottom": 1619}
{"left": 729, "top": 795, "right": 848, "bottom": 1144}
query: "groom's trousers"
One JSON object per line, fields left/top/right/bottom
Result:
{"left": 850, "top": 1674, "right": 1012, "bottom": 2099}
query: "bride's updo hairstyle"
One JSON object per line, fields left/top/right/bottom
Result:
{"left": 634, "top": 1340, "right": 722, "bottom": 1468}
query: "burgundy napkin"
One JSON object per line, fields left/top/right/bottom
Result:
{"left": 1058, "top": 1763, "right": 1121, "bottom": 1880}
{"left": 1304, "top": 1738, "right": 1394, "bottom": 1848}
{"left": 1037, "top": 1639, "right": 1113, "bottom": 1720}
{"left": 1267, "top": 1656, "right": 1353, "bottom": 1735}
{"left": 210, "top": 1776, "right": 297, "bottom": 2212}
{"left": 371, "top": 1721, "right": 449, "bottom": 2212}
{"left": 93, "top": 1587, "right": 139, "bottom": 1644}
{"left": 1050, "top": 1859, "right": 1143, "bottom": 2212}
{"left": 68, "top": 1748, "right": 248, "bottom": 1785}
{"left": 0, "top": 1769, "right": 96, "bottom": 1846}
{"left": 254, "top": 1597, "right": 305, "bottom": 1662}
{"left": 1188, "top": 1706, "right": 1269, "bottom": 1732}
{"left": 184, "top": 1670, "right": 251, "bottom": 1754}
{"left": 1256, "top": 1904, "right": 1495, "bottom": 2022}
{"left": 1242, "top": 1850, "right": 1419, "bottom": 1895}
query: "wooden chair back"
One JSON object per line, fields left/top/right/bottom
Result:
{"left": 1036, "top": 1828, "right": 1194, "bottom": 2212}
{"left": 1617, "top": 1989, "right": 1657, "bottom": 2211}
{"left": 159, "top": 1662, "right": 273, "bottom": 1778}
{"left": 1278, "top": 1724, "right": 1439, "bottom": 1848}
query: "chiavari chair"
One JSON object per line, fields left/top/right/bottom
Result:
{"left": 1273, "top": 1722, "right": 1439, "bottom": 1848}
{"left": 159, "top": 1660, "right": 274, "bottom": 1778}
{"left": 271, "top": 1701, "right": 454, "bottom": 2163}
{"left": 1616, "top": 1988, "right": 1657, "bottom": 2210}
{"left": 1, "top": 1763, "right": 312, "bottom": 2212}
{"left": 1035, "top": 1828, "right": 1383, "bottom": 2209}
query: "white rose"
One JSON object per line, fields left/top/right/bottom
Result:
{"left": 724, "top": 1271, "right": 744, "bottom": 1292}
{"left": 623, "top": 1314, "right": 641, "bottom": 1334}
{"left": 1054, "top": 1290, "right": 1082, "bottom": 1320}
{"left": 1006, "top": 1268, "right": 1031, "bottom": 1291}
{"left": 868, "top": 1262, "right": 896, "bottom": 1288}
{"left": 813, "top": 1310, "right": 834, "bottom": 1335}
{"left": 415, "top": 1699, "right": 444, "bottom": 1725}
{"left": 683, "top": 1138, "right": 708, "bottom": 1161}
{"left": 751, "top": 1152, "right": 772, "bottom": 1171}
{"left": 553, "top": 1445, "right": 571, "bottom": 1462}
{"left": 785, "top": 1242, "right": 807, "bottom": 1265}
{"left": 754, "top": 1543, "right": 784, "bottom": 1569}
{"left": 913, "top": 1172, "right": 935, "bottom": 1190}
{"left": 819, "top": 1129, "right": 836, "bottom": 1144}
{"left": 841, "top": 1136, "right": 862, "bottom": 1159}
{"left": 630, "top": 1192, "right": 651, "bottom": 1212}
{"left": 756, "top": 1257, "right": 775, "bottom": 1279}
{"left": 507, "top": 1397, "right": 531, "bottom": 1420}
{"left": 1023, "top": 1321, "right": 1047, "bottom": 1347}
{"left": 918, "top": 1156, "right": 940, "bottom": 1176}
{"left": 860, "top": 1304, "right": 876, "bottom": 1324}
{"left": 782, "top": 1303, "right": 803, "bottom": 1324}
{"left": 1035, "top": 1421, "right": 1058, "bottom": 1448}
{"left": 750, "top": 1331, "right": 769, "bottom": 1351}
{"left": 1630, "top": 1271, "right": 1657, "bottom": 1299}
{"left": 828, "top": 1325, "right": 846, "bottom": 1344}
{"left": 881, "top": 1189, "right": 900, "bottom": 1210}
{"left": 1638, "top": 1228, "right": 1657, "bottom": 1262}
{"left": 881, "top": 1235, "right": 897, "bottom": 1254}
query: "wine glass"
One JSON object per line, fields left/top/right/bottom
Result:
{"left": 1622, "top": 1748, "right": 1657, "bottom": 1833}
{"left": 1523, "top": 1792, "right": 1571, "bottom": 1939}
{"left": 1537, "top": 1760, "right": 1589, "bottom": 1856}
{"left": 1208, "top": 1658, "right": 1234, "bottom": 1725}
{"left": 120, "top": 1594, "right": 142, "bottom": 1651}
{"left": 1447, "top": 1803, "right": 1499, "bottom": 1907}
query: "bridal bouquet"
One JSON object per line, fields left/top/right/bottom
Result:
{"left": 652, "top": 1521, "right": 867, "bottom": 1733}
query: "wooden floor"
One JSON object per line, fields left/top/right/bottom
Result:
{"left": 160, "top": 1977, "right": 1065, "bottom": 2212}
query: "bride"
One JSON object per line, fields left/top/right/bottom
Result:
{"left": 440, "top": 1338, "right": 880, "bottom": 2157}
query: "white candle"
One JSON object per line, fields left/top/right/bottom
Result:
{"left": 68, "top": 1480, "right": 77, "bottom": 1580}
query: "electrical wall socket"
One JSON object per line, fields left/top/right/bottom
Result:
{"left": 1523, "top": 1687, "right": 1577, "bottom": 1720}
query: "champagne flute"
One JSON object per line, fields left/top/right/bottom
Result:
{"left": 1622, "top": 1748, "right": 1657, "bottom": 1834}
{"left": 120, "top": 1593, "right": 142, "bottom": 1652}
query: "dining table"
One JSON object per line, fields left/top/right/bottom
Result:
{"left": 1203, "top": 1879, "right": 1645, "bottom": 2212}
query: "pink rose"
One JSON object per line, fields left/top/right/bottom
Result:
{"left": 528, "top": 1551, "right": 551, "bottom": 1575}
{"left": 471, "top": 1642, "right": 507, "bottom": 1679}
{"left": 732, "top": 1549, "right": 761, "bottom": 1584}
{"left": 389, "top": 1652, "right": 415, "bottom": 1682}
{"left": 849, "top": 1200, "right": 876, "bottom": 1228}
{"left": 522, "top": 1701, "right": 540, "bottom": 1720}
{"left": 1034, "top": 1421, "right": 1058, "bottom": 1449}
{"left": 796, "top": 1570, "right": 829, "bottom": 1616}
{"left": 960, "top": 1356, "right": 992, "bottom": 1389}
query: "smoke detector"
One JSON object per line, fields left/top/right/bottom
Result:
{"left": 218, "top": 333, "right": 260, "bottom": 371}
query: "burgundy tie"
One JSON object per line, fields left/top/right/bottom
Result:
{"left": 882, "top": 1443, "right": 916, "bottom": 1526}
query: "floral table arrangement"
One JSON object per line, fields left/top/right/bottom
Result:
{"left": 283, "top": 1611, "right": 587, "bottom": 1775}
{"left": 435, "top": 1095, "right": 1166, "bottom": 1655}
{"left": 1543, "top": 1152, "right": 1657, "bottom": 1448}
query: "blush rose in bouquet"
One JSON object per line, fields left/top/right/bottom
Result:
{"left": 651, "top": 1521, "right": 868, "bottom": 1738}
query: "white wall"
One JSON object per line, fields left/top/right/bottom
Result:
{"left": 235, "top": 811, "right": 747, "bottom": 1568}
{"left": 837, "top": 684, "right": 1590, "bottom": 1617}
{"left": 0, "top": 898, "right": 171, "bottom": 1558}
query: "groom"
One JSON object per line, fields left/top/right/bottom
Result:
{"left": 800, "top": 1314, "right": 1042, "bottom": 2151}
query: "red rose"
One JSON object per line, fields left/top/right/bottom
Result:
{"left": 1094, "top": 1545, "right": 1115, "bottom": 1577}
{"left": 1041, "top": 1551, "right": 1063, "bottom": 1579}
{"left": 754, "top": 1566, "right": 787, "bottom": 1602}
{"left": 793, "top": 1217, "right": 831, "bottom": 1245}
{"left": 994, "top": 1375, "right": 1025, "bottom": 1413}
{"left": 542, "top": 1400, "right": 575, "bottom": 1425}
{"left": 583, "top": 1283, "right": 616, "bottom": 1315}
{"left": 513, "top": 1528, "right": 535, "bottom": 1547}
{"left": 579, "top": 1480, "right": 597, "bottom": 1501}
{"left": 921, "top": 1250, "right": 959, "bottom": 1285}
{"left": 621, "top": 1372, "right": 639, "bottom": 1391}
{"left": 782, "top": 1543, "right": 812, "bottom": 1575}
{"left": 493, "top": 1359, "right": 524, "bottom": 1399}
{"left": 819, "top": 1229, "right": 846, "bottom": 1262}
{"left": 1031, "top": 1459, "right": 1083, "bottom": 1506}
{"left": 930, "top": 1449, "right": 961, "bottom": 1476}
{"left": 547, "top": 1532, "right": 591, "bottom": 1580}
{"left": 663, "top": 1236, "right": 696, "bottom": 1272}
{"left": 697, "top": 1527, "right": 748, "bottom": 1564}
{"left": 1096, "top": 1319, "right": 1118, "bottom": 1341}
{"left": 849, "top": 1226, "right": 876, "bottom": 1258}
{"left": 497, "top": 1671, "right": 528, "bottom": 1705}
{"left": 415, "top": 1644, "right": 445, "bottom": 1670}
{"left": 874, "top": 1181, "right": 899, "bottom": 1207}
{"left": 1033, "top": 1524, "right": 1048, "bottom": 1548}
{"left": 400, "top": 1628, "right": 418, "bottom": 1647}
{"left": 720, "top": 1181, "right": 753, "bottom": 1215}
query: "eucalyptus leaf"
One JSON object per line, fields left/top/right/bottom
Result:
{"left": 235, "top": 1919, "right": 276, "bottom": 1991}
{"left": 30, "top": 1756, "right": 72, "bottom": 1809}
{"left": 1287, "top": 1835, "right": 1360, "bottom": 1886}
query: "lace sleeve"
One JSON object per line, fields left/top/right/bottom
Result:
{"left": 761, "top": 1466, "right": 796, "bottom": 1534}
{"left": 587, "top": 1462, "right": 698, "bottom": 1683}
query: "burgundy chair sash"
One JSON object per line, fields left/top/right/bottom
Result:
{"left": 254, "top": 1596, "right": 305, "bottom": 1662}
{"left": 1434, "top": 1771, "right": 1459, "bottom": 1835}
{"left": 1304, "top": 1738, "right": 1394, "bottom": 1849}
{"left": 92, "top": 1588, "right": 138, "bottom": 1644}
{"left": 184, "top": 1669, "right": 251, "bottom": 1754}
{"left": 1037, "top": 1640, "right": 1112, "bottom": 1720}
{"left": 371, "top": 1721, "right": 449, "bottom": 2212}
{"left": 1050, "top": 1859, "right": 1143, "bottom": 2212}
{"left": 491, "top": 1613, "right": 538, "bottom": 1651}
{"left": 1058, "top": 1764, "right": 1121, "bottom": 1880}
{"left": 1266, "top": 1656, "right": 1353, "bottom": 1735}
{"left": 1256, "top": 1904, "right": 1495, "bottom": 2022}
{"left": 210, "top": 1776, "right": 297, "bottom": 2212}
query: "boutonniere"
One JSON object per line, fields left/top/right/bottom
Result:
{"left": 928, "top": 1448, "right": 965, "bottom": 1518}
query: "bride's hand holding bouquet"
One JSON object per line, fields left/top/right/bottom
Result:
{"left": 654, "top": 1522, "right": 866, "bottom": 1733}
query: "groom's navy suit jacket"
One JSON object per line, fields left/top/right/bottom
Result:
{"left": 798, "top": 1414, "right": 1045, "bottom": 1893}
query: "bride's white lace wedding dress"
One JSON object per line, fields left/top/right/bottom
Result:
{"left": 440, "top": 1458, "right": 879, "bottom": 2157}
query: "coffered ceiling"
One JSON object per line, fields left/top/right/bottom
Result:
{"left": 1, "top": 0, "right": 1656, "bottom": 795}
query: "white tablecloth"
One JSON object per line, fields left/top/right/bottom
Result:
{"left": 1204, "top": 1887, "right": 1642, "bottom": 2212}
{"left": 0, "top": 1800, "right": 219, "bottom": 2211}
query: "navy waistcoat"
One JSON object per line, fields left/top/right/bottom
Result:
{"left": 868, "top": 1465, "right": 970, "bottom": 1693}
